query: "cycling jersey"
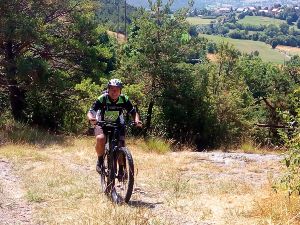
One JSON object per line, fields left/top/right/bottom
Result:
{"left": 89, "top": 93, "right": 136, "bottom": 122}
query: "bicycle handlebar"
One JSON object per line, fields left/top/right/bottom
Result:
{"left": 96, "top": 120, "right": 140, "bottom": 128}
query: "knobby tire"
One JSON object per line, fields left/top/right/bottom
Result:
{"left": 112, "top": 147, "right": 134, "bottom": 203}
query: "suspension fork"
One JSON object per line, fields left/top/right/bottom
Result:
{"left": 112, "top": 127, "right": 126, "bottom": 167}
{"left": 105, "top": 131, "right": 115, "bottom": 191}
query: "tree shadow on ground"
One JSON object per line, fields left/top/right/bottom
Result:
{"left": 129, "top": 200, "right": 164, "bottom": 209}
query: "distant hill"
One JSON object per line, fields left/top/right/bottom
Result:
{"left": 126, "top": 0, "right": 282, "bottom": 9}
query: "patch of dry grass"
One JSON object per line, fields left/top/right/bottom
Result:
{"left": 0, "top": 120, "right": 68, "bottom": 147}
{"left": 251, "top": 191, "right": 300, "bottom": 225}
{"left": 0, "top": 139, "right": 163, "bottom": 225}
{"left": 276, "top": 45, "right": 300, "bottom": 56}
{"left": 0, "top": 144, "right": 49, "bottom": 162}
{"left": 0, "top": 135, "right": 291, "bottom": 225}
{"left": 239, "top": 141, "right": 285, "bottom": 155}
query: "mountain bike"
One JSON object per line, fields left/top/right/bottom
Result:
{"left": 97, "top": 121, "right": 134, "bottom": 203}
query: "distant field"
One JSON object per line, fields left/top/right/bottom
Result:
{"left": 276, "top": 45, "right": 300, "bottom": 56}
{"left": 186, "top": 17, "right": 215, "bottom": 25}
{"left": 238, "top": 16, "right": 285, "bottom": 26}
{"left": 200, "top": 34, "right": 290, "bottom": 64}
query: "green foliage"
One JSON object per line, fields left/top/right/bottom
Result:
{"left": 96, "top": 0, "right": 136, "bottom": 33}
{"left": 286, "top": 16, "right": 294, "bottom": 25}
{"left": 1, "top": 0, "right": 299, "bottom": 151}
{"left": 236, "top": 56, "right": 297, "bottom": 145}
{"left": 207, "top": 41, "right": 217, "bottom": 53}
{"left": 206, "top": 44, "right": 257, "bottom": 146}
{"left": 279, "top": 23, "right": 290, "bottom": 35}
{"left": 116, "top": 1, "right": 214, "bottom": 146}
{"left": 271, "top": 39, "right": 279, "bottom": 49}
{"left": 122, "top": 83, "right": 146, "bottom": 106}
{"left": 0, "top": 0, "right": 116, "bottom": 132}
{"left": 70, "top": 78, "right": 109, "bottom": 133}
{"left": 160, "top": 63, "right": 213, "bottom": 145}
{"left": 278, "top": 88, "right": 300, "bottom": 196}
{"left": 114, "top": 2, "right": 299, "bottom": 148}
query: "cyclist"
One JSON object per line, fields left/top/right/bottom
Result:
{"left": 87, "top": 78, "right": 142, "bottom": 174}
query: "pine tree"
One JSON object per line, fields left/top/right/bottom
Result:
{"left": 0, "top": 0, "right": 113, "bottom": 129}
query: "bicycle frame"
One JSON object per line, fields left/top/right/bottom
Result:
{"left": 97, "top": 121, "right": 124, "bottom": 190}
{"left": 96, "top": 120, "right": 135, "bottom": 203}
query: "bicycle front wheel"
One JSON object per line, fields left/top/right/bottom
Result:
{"left": 112, "top": 147, "right": 134, "bottom": 203}
{"left": 100, "top": 152, "right": 110, "bottom": 194}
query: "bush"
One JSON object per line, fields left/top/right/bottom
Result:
{"left": 277, "top": 88, "right": 300, "bottom": 196}
{"left": 271, "top": 39, "right": 279, "bottom": 49}
{"left": 0, "top": 120, "right": 65, "bottom": 146}
{"left": 228, "top": 30, "right": 243, "bottom": 39}
{"left": 207, "top": 42, "right": 217, "bottom": 53}
{"left": 189, "top": 26, "right": 198, "bottom": 37}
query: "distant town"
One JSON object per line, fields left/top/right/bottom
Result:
{"left": 195, "top": 0, "right": 300, "bottom": 9}
{"left": 186, "top": 2, "right": 300, "bottom": 54}
{"left": 127, "top": 0, "right": 300, "bottom": 11}
{"left": 188, "top": 3, "right": 300, "bottom": 17}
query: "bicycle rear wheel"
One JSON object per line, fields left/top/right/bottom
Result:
{"left": 112, "top": 147, "right": 134, "bottom": 203}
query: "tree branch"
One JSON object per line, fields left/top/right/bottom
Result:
{"left": 262, "top": 97, "right": 275, "bottom": 111}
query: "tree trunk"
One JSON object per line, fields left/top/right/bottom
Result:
{"left": 5, "top": 41, "right": 26, "bottom": 121}
{"left": 261, "top": 97, "right": 282, "bottom": 142}
{"left": 8, "top": 80, "right": 26, "bottom": 121}
{"left": 144, "top": 100, "right": 154, "bottom": 137}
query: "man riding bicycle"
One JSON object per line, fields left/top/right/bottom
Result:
{"left": 87, "top": 78, "right": 142, "bottom": 174}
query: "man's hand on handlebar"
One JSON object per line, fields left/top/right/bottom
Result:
{"left": 89, "top": 118, "right": 97, "bottom": 126}
{"left": 134, "top": 120, "right": 143, "bottom": 128}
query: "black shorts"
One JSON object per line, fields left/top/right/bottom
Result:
{"left": 94, "top": 125, "right": 125, "bottom": 140}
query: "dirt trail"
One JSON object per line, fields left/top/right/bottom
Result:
{"left": 0, "top": 149, "right": 283, "bottom": 225}
{"left": 0, "top": 159, "right": 32, "bottom": 225}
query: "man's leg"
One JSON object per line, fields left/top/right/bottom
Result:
{"left": 96, "top": 134, "right": 105, "bottom": 156}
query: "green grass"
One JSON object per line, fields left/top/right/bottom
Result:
{"left": 26, "top": 190, "right": 44, "bottom": 203}
{"left": 200, "top": 34, "right": 289, "bottom": 64}
{"left": 238, "top": 15, "right": 300, "bottom": 32}
{"left": 238, "top": 16, "right": 285, "bottom": 26}
{"left": 143, "top": 137, "right": 172, "bottom": 154}
{"left": 186, "top": 17, "right": 215, "bottom": 25}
